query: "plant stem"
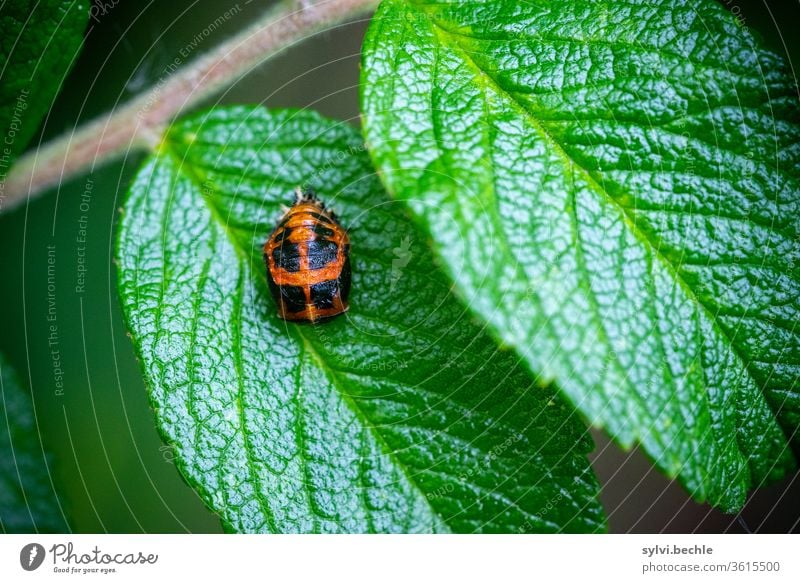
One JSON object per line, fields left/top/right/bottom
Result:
{"left": 0, "top": 0, "right": 379, "bottom": 213}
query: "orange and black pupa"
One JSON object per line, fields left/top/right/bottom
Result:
{"left": 264, "top": 187, "right": 351, "bottom": 323}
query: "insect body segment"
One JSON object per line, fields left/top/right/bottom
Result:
{"left": 264, "top": 188, "right": 351, "bottom": 323}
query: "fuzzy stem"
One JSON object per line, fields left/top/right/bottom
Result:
{"left": 0, "top": 0, "right": 379, "bottom": 213}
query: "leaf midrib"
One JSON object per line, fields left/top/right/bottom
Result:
{"left": 162, "top": 139, "right": 453, "bottom": 533}
{"left": 409, "top": 4, "right": 787, "bottom": 461}
{"left": 297, "top": 334, "right": 450, "bottom": 533}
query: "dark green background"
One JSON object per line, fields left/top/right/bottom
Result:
{"left": 1, "top": 0, "right": 798, "bottom": 533}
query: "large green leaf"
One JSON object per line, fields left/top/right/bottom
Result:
{"left": 361, "top": 0, "right": 800, "bottom": 512}
{"left": 0, "top": 352, "right": 69, "bottom": 533}
{"left": 116, "top": 106, "right": 605, "bottom": 533}
{"left": 0, "top": 0, "right": 88, "bottom": 172}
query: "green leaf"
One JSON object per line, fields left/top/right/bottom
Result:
{"left": 116, "top": 106, "right": 605, "bottom": 533}
{"left": 0, "top": 351, "right": 69, "bottom": 533}
{"left": 0, "top": 0, "right": 88, "bottom": 167}
{"left": 361, "top": 0, "right": 800, "bottom": 512}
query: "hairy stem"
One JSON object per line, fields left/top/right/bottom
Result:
{"left": 0, "top": 0, "right": 379, "bottom": 212}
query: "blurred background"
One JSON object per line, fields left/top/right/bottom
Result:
{"left": 0, "top": 0, "right": 798, "bottom": 533}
